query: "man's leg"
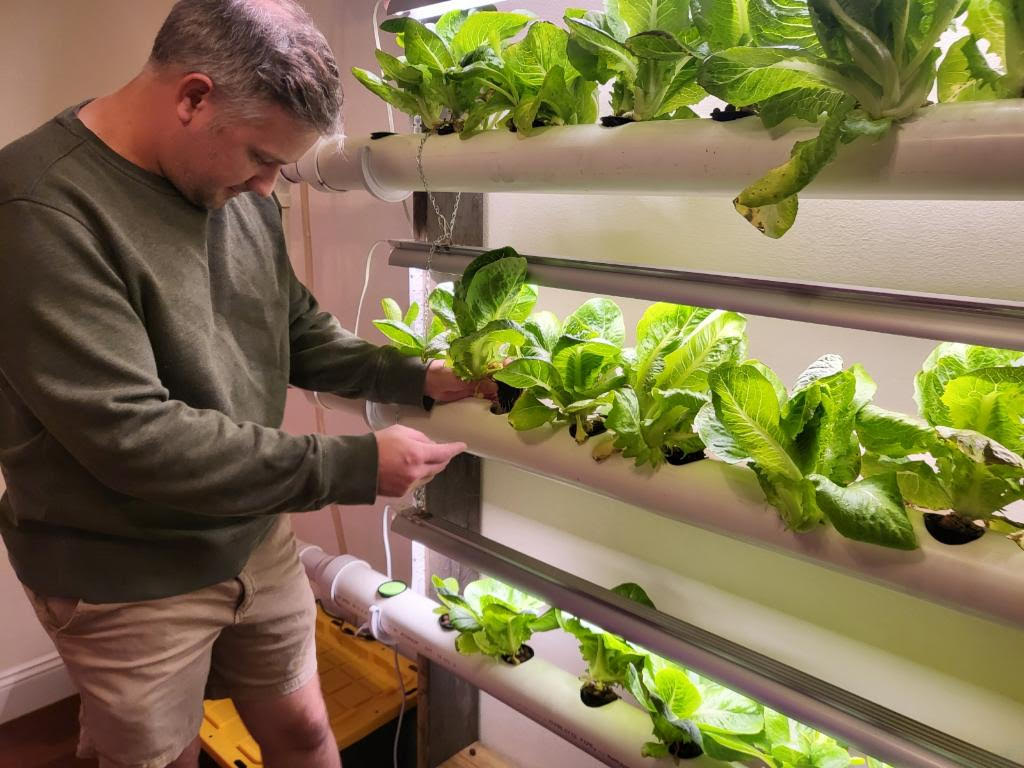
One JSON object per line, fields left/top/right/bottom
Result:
{"left": 164, "top": 736, "right": 202, "bottom": 768}
{"left": 21, "top": 586, "right": 233, "bottom": 768}
{"left": 234, "top": 676, "right": 339, "bottom": 768}
{"left": 208, "top": 517, "right": 337, "bottom": 767}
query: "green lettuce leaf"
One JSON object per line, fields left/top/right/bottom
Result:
{"left": 698, "top": 46, "right": 848, "bottom": 105}
{"left": 552, "top": 338, "right": 625, "bottom": 400}
{"left": 696, "top": 364, "right": 802, "bottom": 478}
{"left": 447, "top": 320, "right": 526, "bottom": 380}
{"left": 506, "top": 389, "right": 559, "bottom": 430}
{"left": 613, "top": 0, "right": 692, "bottom": 36}
{"left": 914, "top": 342, "right": 1024, "bottom": 426}
{"left": 938, "top": 0, "right": 1024, "bottom": 101}
{"left": 857, "top": 404, "right": 937, "bottom": 458}
{"left": 810, "top": 473, "right": 918, "bottom": 549}
{"left": 562, "top": 297, "right": 626, "bottom": 345}
{"left": 449, "top": 10, "right": 533, "bottom": 61}
{"left": 693, "top": 679, "right": 764, "bottom": 735}
{"left": 940, "top": 367, "right": 1024, "bottom": 453}
{"left": 733, "top": 95, "right": 858, "bottom": 238}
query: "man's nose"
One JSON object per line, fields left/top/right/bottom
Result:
{"left": 247, "top": 166, "right": 281, "bottom": 197}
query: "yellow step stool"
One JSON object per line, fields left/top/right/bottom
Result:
{"left": 201, "top": 604, "right": 419, "bottom": 768}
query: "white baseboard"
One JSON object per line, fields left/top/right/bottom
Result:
{"left": 0, "top": 651, "right": 75, "bottom": 724}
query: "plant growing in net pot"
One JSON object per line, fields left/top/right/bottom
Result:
{"left": 429, "top": 247, "right": 539, "bottom": 413}
{"left": 695, "top": 354, "right": 919, "bottom": 549}
{"left": 554, "top": 582, "right": 655, "bottom": 707}
{"left": 563, "top": 0, "right": 708, "bottom": 125}
{"left": 625, "top": 658, "right": 707, "bottom": 760}
{"left": 493, "top": 298, "right": 627, "bottom": 442}
{"left": 857, "top": 405, "right": 1024, "bottom": 546}
{"left": 431, "top": 575, "right": 558, "bottom": 665}
{"left": 628, "top": 653, "right": 893, "bottom": 766}
{"left": 353, "top": 8, "right": 533, "bottom": 133}
{"left": 461, "top": 21, "right": 600, "bottom": 136}
{"left": 625, "top": 655, "right": 779, "bottom": 764}
{"left": 938, "top": 0, "right": 1024, "bottom": 101}
{"left": 598, "top": 303, "right": 747, "bottom": 467}
{"left": 372, "top": 296, "right": 451, "bottom": 362}
{"left": 698, "top": 0, "right": 963, "bottom": 237}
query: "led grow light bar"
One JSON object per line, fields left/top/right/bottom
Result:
{"left": 387, "top": 240, "right": 1024, "bottom": 349}
{"left": 385, "top": 0, "right": 508, "bottom": 21}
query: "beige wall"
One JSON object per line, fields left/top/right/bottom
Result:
{"left": 282, "top": 0, "right": 420, "bottom": 579}
{"left": 0, "top": 0, "right": 176, "bottom": 721}
{"left": 0, "top": 2, "right": 174, "bottom": 146}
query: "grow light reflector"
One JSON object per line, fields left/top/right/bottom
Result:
{"left": 386, "top": 0, "right": 508, "bottom": 21}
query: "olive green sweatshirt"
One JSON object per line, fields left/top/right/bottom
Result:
{"left": 0, "top": 105, "right": 427, "bottom": 602}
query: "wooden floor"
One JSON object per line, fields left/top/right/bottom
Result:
{"left": 0, "top": 696, "right": 96, "bottom": 768}
{"left": 439, "top": 742, "right": 518, "bottom": 768}
{"left": 0, "top": 697, "right": 221, "bottom": 768}
{"left": 0, "top": 697, "right": 516, "bottom": 768}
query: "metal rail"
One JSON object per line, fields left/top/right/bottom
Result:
{"left": 388, "top": 240, "right": 1024, "bottom": 350}
{"left": 393, "top": 509, "right": 1021, "bottom": 768}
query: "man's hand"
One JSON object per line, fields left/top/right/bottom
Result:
{"left": 375, "top": 424, "right": 467, "bottom": 498}
{"left": 424, "top": 359, "right": 497, "bottom": 403}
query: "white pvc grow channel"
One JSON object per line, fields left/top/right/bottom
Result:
{"left": 390, "top": 510, "right": 1017, "bottom": 768}
{"left": 281, "top": 101, "right": 1024, "bottom": 201}
{"left": 314, "top": 393, "right": 1024, "bottom": 630}
{"left": 296, "top": 543, "right": 729, "bottom": 768}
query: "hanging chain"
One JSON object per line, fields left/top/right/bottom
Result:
{"left": 414, "top": 130, "right": 461, "bottom": 515}
{"left": 416, "top": 131, "right": 461, "bottom": 277}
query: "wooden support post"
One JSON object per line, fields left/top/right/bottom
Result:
{"left": 413, "top": 190, "right": 486, "bottom": 768}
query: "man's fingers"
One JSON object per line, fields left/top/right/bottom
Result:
{"left": 421, "top": 440, "right": 467, "bottom": 465}
{"left": 416, "top": 468, "right": 443, "bottom": 488}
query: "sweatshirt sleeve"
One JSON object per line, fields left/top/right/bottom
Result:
{"left": 286, "top": 265, "right": 429, "bottom": 405}
{"left": 0, "top": 200, "right": 380, "bottom": 514}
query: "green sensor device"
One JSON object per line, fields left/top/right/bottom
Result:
{"left": 377, "top": 579, "right": 408, "bottom": 598}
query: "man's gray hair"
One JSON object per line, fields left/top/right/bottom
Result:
{"left": 150, "top": 0, "right": 341, "bottom": 135}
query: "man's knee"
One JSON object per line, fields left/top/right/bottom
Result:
{"left": 266, "top": 710, "right": 333, "bottom": 754}
{"left": 163, "top": 735, "right": 201, "bottom": 768}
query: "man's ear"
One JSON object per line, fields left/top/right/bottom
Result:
{"left": 174, "top": 73, "right": 214, "bottom": 126}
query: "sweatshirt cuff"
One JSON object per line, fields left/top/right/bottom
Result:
{"left": 374, "top": 350, "right": 430, "bottom": 408}
{"left": 321, "top": 433, "right": 379, "bottom": 506}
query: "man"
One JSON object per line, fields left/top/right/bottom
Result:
{"left": 0, "top": 1, "right": 486, "bottom": 766}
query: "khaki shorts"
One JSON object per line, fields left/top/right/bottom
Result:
{"left": 23, "top": 515, "right": 318, "bottom": 768}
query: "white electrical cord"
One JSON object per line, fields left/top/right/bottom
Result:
{"left": 350, "top": 503, "right": 405, "bottom": 768}
{"left": 392, "top": 645, "right": 407, "bottom": 768}
{"left": 353, "top": 239, "right": 393, "bottom": 337}
{"left": 380, "top": 502, "right": 407, "bottom": 768}
{"left": 382, "top": 504, "right": 394, "bottom": 579}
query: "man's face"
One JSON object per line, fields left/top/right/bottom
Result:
{"left": 170, "top": 101, "right": 320, "bottom": 209}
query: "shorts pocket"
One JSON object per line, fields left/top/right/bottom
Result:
{"left": 25, "top": 589, "right": 87, "bottom": 634}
